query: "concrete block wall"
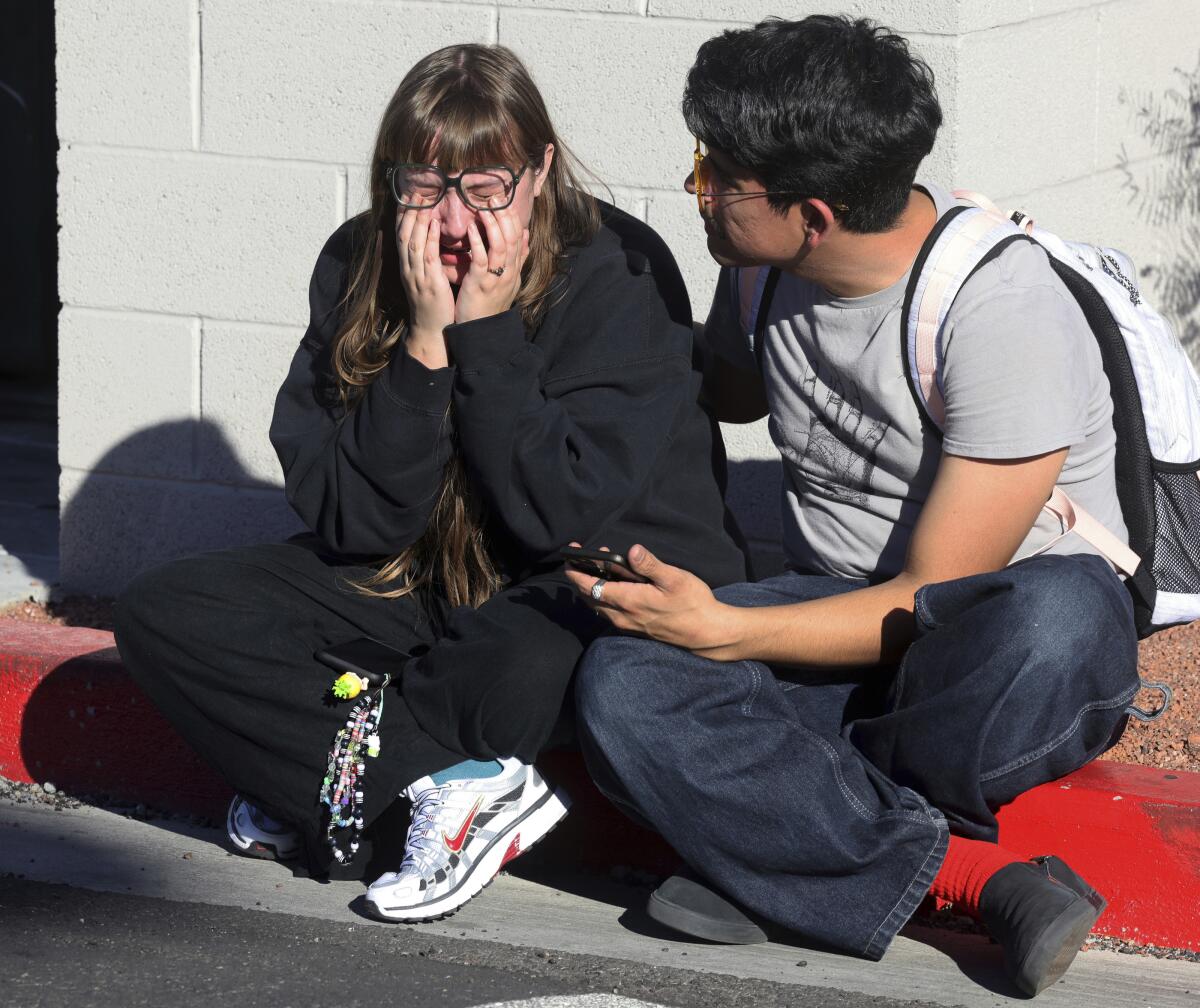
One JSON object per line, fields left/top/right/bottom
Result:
{"left": 56, "top": 0, "right": 1200, "bottom": 593}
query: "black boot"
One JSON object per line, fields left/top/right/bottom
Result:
{"left": 979, "top": 855, "right": 1106, "bottom": 996}
{"left": 646, "top": 867, "right": 771, "bottom": 944}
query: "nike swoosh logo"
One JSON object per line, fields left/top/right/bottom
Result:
{"left": 443, "top": 797, "right": 484, "bottom": 853}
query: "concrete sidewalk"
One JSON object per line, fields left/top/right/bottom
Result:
{"left": 5, "top": 616, "right": 1200, "bottom": 955}
{"left": 2, "top": 797, "right": 1197, "bottom": 1007}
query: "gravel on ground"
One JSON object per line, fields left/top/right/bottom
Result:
{"left": 1, "top": 595, "right": 115, "bottom": 631}
{"left": 1106, "top": 620, "right": 1200, "bottom": 772}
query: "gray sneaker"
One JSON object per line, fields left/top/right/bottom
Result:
{"left": 980, "top": 854, "right": 1107, "bottom": 996}
{"left": 226, "top": 795, "right": 302, "bottom": 861}
{"left": 647, "top": 867, "right": 771, "bottom": 944}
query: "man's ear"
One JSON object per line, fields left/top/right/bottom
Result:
{"left": 532, "top": 143, "right": 555, "bottom": 198}
{"left": 800, "top": 198, "right": 839, "bottom": 247}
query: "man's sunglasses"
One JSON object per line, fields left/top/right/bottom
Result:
{"left": 692, "top": 138, "right": 849, "bottom": 215}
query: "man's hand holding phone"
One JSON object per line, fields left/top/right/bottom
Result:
{"left": 560, "top": 542, "right": 739, "bottom": 659}
{"left": 559, "top": 544, "right": 648, "bottom": 582}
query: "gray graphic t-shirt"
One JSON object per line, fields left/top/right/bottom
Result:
{"left": 707, "top": 184, "right": 1128, "bottom": 580}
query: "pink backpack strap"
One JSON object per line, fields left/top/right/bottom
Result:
{"left": 1034, "top": 487, "right": 1141, "bottom": 576}
{"left": 954, "top": 187, "right": 1038, "bottom": 235}
{"left": 906, "top": 205, "right": 1020, "bottom": 426}
{"left": 951, "top": 188, "right": 1002, "bottom": 215}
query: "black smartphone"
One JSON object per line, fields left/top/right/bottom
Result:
{"left": 559, "top": 545, "right": 649, "bottom": 582}
{"left": 314, "top": 636, "right": 412, "bottom": 687}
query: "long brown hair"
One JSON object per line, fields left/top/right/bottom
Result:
{"left": 334, "top": 44, "right": 600, "bottom": 608}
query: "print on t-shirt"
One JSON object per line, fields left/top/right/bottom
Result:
{"left": 776, "top": 357, "right": 891, "bottom": 506}
{"left": 735, "top": 182, "right": 1125, "bottom": 580}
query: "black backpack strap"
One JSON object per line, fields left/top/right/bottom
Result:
{"left": 752, "top": 267, "right": 781, "bottom": 373}
{"left": 1045, "top": 257, "right": 1158, "bottom": 632}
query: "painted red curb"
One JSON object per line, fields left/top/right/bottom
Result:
{"left": 2, "top": 617, "right": 1197, "bottom": 950}
{"left": 996, "top": 760, "right": 1200, "bottom": 951}
{"left": 0, "top": 620, "right": 229, "bottom": 817}
{"left": 0, "top": 620, "right": 667, "bottom": 871}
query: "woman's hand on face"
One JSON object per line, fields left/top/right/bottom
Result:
{"left": 454, "top": 208, "right": 530, "bottom": 326}
{"left": 396, "top": 207, "right": 456, "bottom": 365}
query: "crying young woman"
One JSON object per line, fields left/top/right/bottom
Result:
{"left": 114, "top": 42, "right": 746, "bottom": 922}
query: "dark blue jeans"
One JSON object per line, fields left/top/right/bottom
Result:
{"left": 574, "top": 554, "right": 1139, "bottom": 960}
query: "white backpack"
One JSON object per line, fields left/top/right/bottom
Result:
{"left": 739, "top": 189, "right": 1200, "bottom": 643}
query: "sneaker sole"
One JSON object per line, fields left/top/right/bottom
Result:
{"left": 226, "top": 799, "right": 301, "bottom": 862}
{"left": 363, "top": 785, "right": 570, "bottom": 924}
{"left": 1011, "top": 892, "right": 1106, "bottom": 996}
{"left": 646, "top": 889, "right": 770, "bottom": 945}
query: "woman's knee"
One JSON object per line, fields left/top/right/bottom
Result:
{"left": 114, "top": 552, "right": 259, "bottom": 664}
{"left": 482, "top": 621, "right": 587, "bottom": 704}
{"left": 117, "top": 557, "right": 202, "bottom": 641}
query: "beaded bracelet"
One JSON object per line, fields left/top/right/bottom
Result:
{"left": 319, "top": 672, "right": 389, "bottom": 864}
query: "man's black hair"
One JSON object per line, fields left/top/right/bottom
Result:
{"left": 682, "top": 15, "right": 942, "bottom": 234}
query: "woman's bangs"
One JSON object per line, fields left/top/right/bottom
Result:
{"left": 401, "top": 98, "right": 525, "bottom": 171}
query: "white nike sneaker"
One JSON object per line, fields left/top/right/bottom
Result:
{"left": 226, "top": 795, "right": 302, "bottom": 861}
{"left": 364, "top": 758, "right": 570, "bottom": 923}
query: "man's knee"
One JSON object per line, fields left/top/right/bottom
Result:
{"left": 575, "top": 634, "right": 666, "bottom": 729}
{"left": 1007, "top": 555, "right": 1137, "bottom": 684}
{"left": 921, "top": 554, "right": 1136, "bottom": 681}
{"left": 574, "top": 635, "right": 699, "bottom": 808}
{"left": 1012, "top": 553, "right": 1128, "bottom": 616}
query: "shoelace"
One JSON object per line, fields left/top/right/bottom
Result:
{"left": 401, "top": 786, "right": 458, "bottom": 874}
{"left": 248, "top": 803, "right": 291, "bottom": 836}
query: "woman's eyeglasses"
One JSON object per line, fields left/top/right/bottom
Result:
{"left": 692, "top": 138, "right": 848, "bottom": 215}
{"left": 384, "top": 163, "right": 529, "bottom": 211}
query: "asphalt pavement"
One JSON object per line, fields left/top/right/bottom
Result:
{"left": 2, "top": 798, "right": 1197, "bottom": 1007}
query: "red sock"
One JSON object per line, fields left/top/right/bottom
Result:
{"left": 929, "top": 836, "right": 1023, "bottom": 915}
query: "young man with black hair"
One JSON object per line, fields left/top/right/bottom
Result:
{"left": 566, "top": 15, "right": 1138, "bottom": 996}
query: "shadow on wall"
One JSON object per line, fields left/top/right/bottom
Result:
{"left": 1118, "top": 50, "right": 1200, "bottom": 356}
{"left": 58, "top": 419, "right": 787, "bottom": 599}
{"left": 59, "top": 419, "right": 304, "bottom": 598}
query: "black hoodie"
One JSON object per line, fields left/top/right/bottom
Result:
{"left": 270, "top": 203, "right": 748, "bottom": 589}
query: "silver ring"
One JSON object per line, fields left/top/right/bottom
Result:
{"left": 487, "top": 266, "right": 505, "bottom": 277}
{"left": 590, "top": 578, "right": 607, "bottom": 602}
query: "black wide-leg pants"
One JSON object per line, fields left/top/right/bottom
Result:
{"left": 113, "top": 535, "right": 604, "bottom": 873}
